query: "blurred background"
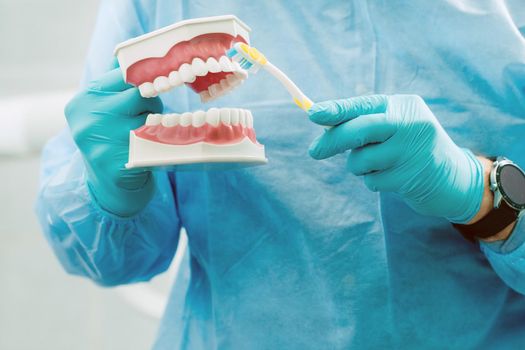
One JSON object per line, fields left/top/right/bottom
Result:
{"left": 0, "top": 1, "right": 184, "bottom": 349}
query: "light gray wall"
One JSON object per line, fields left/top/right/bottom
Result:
{"left": 0, "top": 0, "right": 97, "bottom": 95}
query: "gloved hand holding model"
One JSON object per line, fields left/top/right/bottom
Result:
{"left": 65, "top": 68, "right": 163, "bottom": 216}
{"left": 308, "top": 95, "right": 485, "bottom": 223}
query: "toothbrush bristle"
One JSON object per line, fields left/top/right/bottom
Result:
{"left": 227, "top": 44, "right": 260, "bottom": 72}
{"left": 226, "top": 47, "right": 238, "bottom": 58}
{"left": 239, "top": 58, "right": 254, "bottom": 69}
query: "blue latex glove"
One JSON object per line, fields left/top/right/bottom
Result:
{"left": 65, "top": 68, "right": 163, "bottom": 216}
{"left": 308, "top": 95, "right": 485, "bottom": 223}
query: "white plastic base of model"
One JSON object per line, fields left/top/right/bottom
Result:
{"left": 115, "top": 15, "right": 251, "bottom": 81}
{"left": 126, "top": 131, "right": 267, "bottom": 169}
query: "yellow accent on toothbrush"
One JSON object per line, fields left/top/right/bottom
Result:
{"left": 227, "top": 43, "right": 321, "bottom": 119}
{"left": 238, "top": 43, "right": 268, "bottom": 65}
{"left": 293, "top": 97, "right": 313, "bottom": 112}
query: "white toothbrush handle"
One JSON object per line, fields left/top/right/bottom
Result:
{"left": 263, "top": 62, "right": 313, "bottom": 111}
{"left": 263, "top": 62, "right": 332, "bottom": 129}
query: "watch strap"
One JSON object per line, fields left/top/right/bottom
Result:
{"left": 453, "top": 200, "right": 519, "bottom": 242}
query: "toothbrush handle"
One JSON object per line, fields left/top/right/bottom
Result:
{"left": 263, "top": 62, "right": 332, "bottom": 129}
{"left": 264, "top": 62, "right": 313, "bottom": 112}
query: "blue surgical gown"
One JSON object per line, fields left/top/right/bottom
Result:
{"left": 36, "top": 1, "right": 525, "bottom": 349}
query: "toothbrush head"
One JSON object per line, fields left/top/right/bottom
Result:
{"left": 226, "top": 42, "right": 267, "bottom": 73}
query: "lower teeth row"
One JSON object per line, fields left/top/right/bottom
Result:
{"left": 145, "top": 108, "right": 253, "bottom": 128}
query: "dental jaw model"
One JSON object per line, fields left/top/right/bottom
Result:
{"left": 114, "top": 15, "right": 267, "bottom": 169}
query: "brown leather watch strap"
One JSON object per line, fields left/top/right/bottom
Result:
{"left": 453, "top": 201, "right": 519, "bottom": 242}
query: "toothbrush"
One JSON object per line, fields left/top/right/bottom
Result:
{"left": 226, "top": 42, "right": 315, "bottom": 113}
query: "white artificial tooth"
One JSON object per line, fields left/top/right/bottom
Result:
{"left": 232, "top": 61, "right": 248, "bottom": 79}
{"left": 153, "top": 76, "right": 171, "bottom": 92}
{"left": 180, "top": 112, "right": 192, "bottom": 127}
{"left": 206, "top": 108, "right": 220, "bottom": 126}
{"left": 208, "top": 83, "right": 222, "bottom": 97}
{"left": 228, "top": 76, "right": 243, "bottom": 88}
{"left": 218, "top": 86, "right": 233, "bottom": 97}
{"left": 230, "top": 108, "right": 240, "bottom": 125}
{"left": 246, "top": 110, "right": 254, "bottom": 128}
{"left": 239, "top": 109, "right": 247, "bottom": 127}
{"left": 139, "top": 82, "right": 156, "bottom": 98}
{"left": 234, "top": 69, "right": 248, "bottom": 80}
{"left": 168, "top": 71, "right": 183, "bottom": 87}
{"left": 219, "top": 56, "right": 234, "bottom": 72}
{"left": 232, "top": 61, "right": 243, "bottom": 71}
{"left": 226, "top": 74, "right": 237, "bottom": 85}
{"left": 191, "top": 58, "right": 208, "bottom": 77}
{"left": 145, "top": 113, "right": 162, "bottom": 126}
{"left": 192, "top": 110, "right": 206, "bottom": 127}
{"left": 200, "top": 90, "right": 212, "bottom": 103}
{"left": 214, "top": 88, "right": 227, "bottom": 98}
{"left": 219, "top": 108, "right": 231, "bottom": 125}
{"left": 161, "top": 114, "right": 179, "bottom": 127}
{"left": 220, "top": 79, "right": 229, "bottom": 90}
{"left": 179, "top": 63, "right": 196, "bottom": 83}
{"left": 206, "top": 57, "right": 221, "bottom": 73}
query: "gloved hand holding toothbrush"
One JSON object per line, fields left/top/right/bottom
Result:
{"left": 65, "top": 68, "right": 163, "bottom": 217}
{"left": 308, "top": 95, "right": 485, "bottom": 224}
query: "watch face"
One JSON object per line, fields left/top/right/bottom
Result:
{"left": 498, "top": 164, "right": 525, "bottom": 210}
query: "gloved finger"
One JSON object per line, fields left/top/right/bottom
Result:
{"left": 88, "top": 67, "right": 133, "bottom": 92}
{"left": 346, "top": 140, "right": 403, "bottom": 176}
{"left": 116, "top": 170, "right": 152, "bottom": 190}
{"left": 79, "top": 111, "right": 151, "bottom": 146}
{"left": 110, "top": 57, "right": 120, "bottom": 69}
{"left": 309, "top": 113, "right": 396, "bottom": 160}
{"left": 363, "top": 168, "right": 401, "bottom": 193}
{"left": 106, "top": 88, "right": 164, "bottom": 116}
{"left": 112, "top": 111, "right": 151, "bottom": 132}
{"left": 308, "top": 95, "right": 388, "bottom": 126}
{"left": 125, "top": 111, "right": 151, "bottom": 130}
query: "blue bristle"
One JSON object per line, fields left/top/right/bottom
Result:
{"left": 226, "top": 48, "right": 237, "bottom": 58}
{"left": 239, "top": 58, "right": 253, "bottom": 69}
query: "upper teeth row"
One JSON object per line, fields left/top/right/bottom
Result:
{"left": 139, "top": 56, "right": 247, "bottom": 98}
{"left": 145, "top": 108, "right": 254, "bottom": 128}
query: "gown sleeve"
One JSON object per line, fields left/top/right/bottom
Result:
{"left": 35, "top": 0, "right": 181, "bottom": 286}
{"left": 480, "top": 217, "right": 525, "bottom": 295}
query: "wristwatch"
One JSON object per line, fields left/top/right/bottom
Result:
{"left": 453, "top": 157, "right": 525, "bottom": 242}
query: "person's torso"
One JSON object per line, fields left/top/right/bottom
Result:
{"left": 145, "top": 1, "right": 525, "bottom": 348}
